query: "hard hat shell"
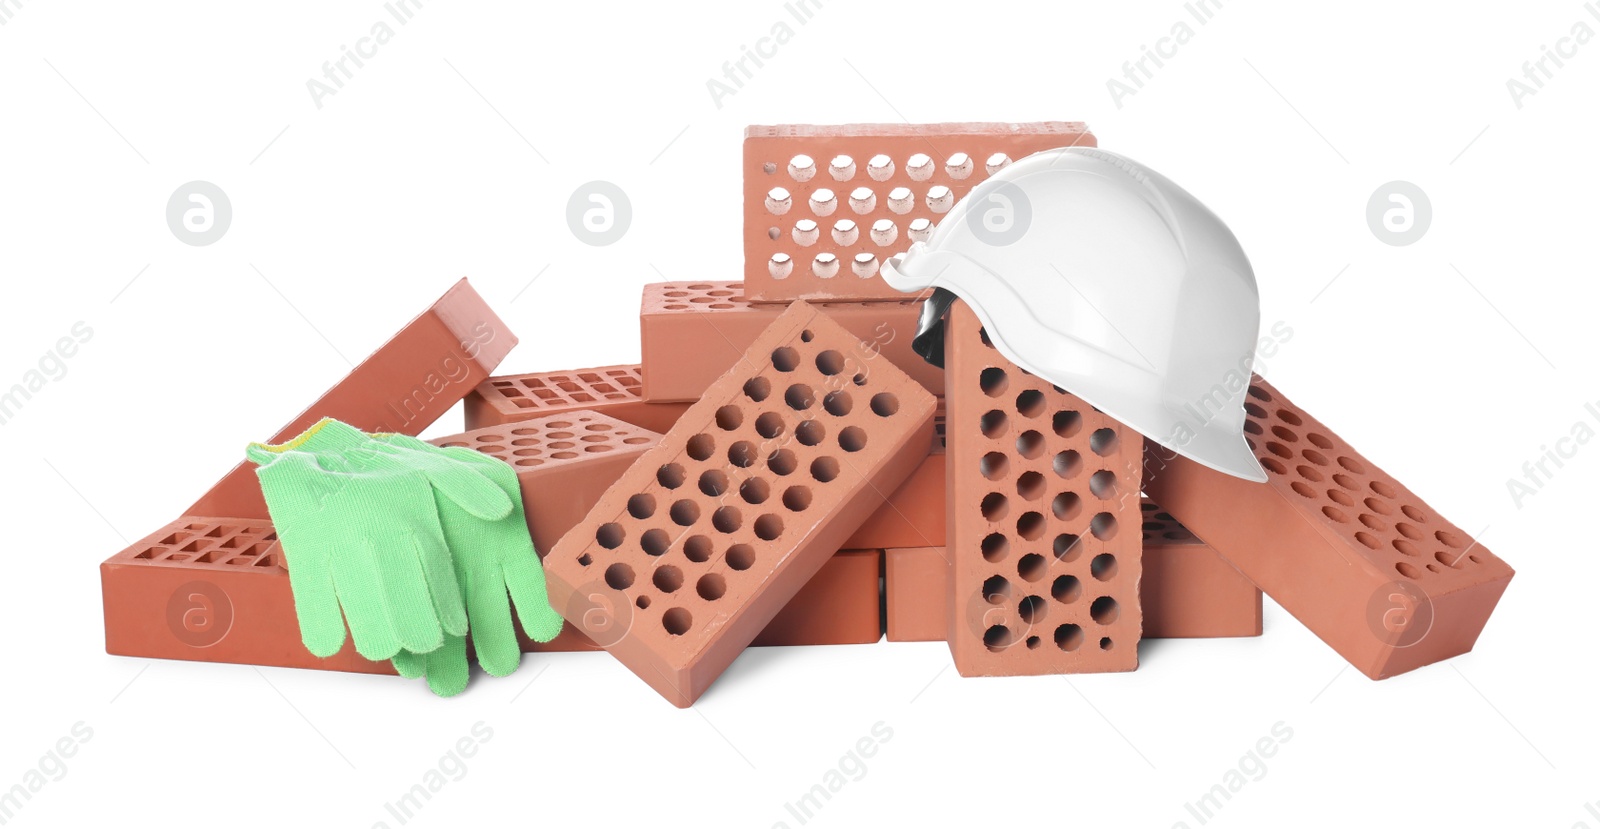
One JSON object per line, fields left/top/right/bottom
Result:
{"left": 880, "top": 146, "right": 1267, "bottom": 482}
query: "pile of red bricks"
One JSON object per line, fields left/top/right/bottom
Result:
{"left": 100, "top": 123, "right": 1514, "bottom": 707}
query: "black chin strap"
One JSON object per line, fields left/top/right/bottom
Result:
{"left": 910, "top": 288, "right": 958, "bottom": 369}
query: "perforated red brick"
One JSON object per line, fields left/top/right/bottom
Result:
{"left": 885, "top": 500, "right": 1259, "bottom": 643}
{"left": 752, "top": 550, "right": 882, "bottom": 647}
{"left": 1142, "top": 377, "right": 1515, "bottom": 678}
{"left": 744, "top": 122, "right": 1095, "bottom": 302}
{"left": 465, "top": 364, "right": 689, "bottom": 435}
{"left": 944, "top": 301, "right": 1142, "bottom": 675}
{"left": 639, "top": 281, "right": 939, "bottom": 401}
{"left": 544, "top": 301, "right": 936, "bottom": 706}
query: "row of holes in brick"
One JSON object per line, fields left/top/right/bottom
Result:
{"left": 762, "top": 152, "right": 1013, "bottom": 183}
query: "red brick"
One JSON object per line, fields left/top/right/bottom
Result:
{"left": 744, "top": 122, "right": 1095, "bottom": 302}
{"left": 465, "top": 364, "right": 688, "bottom": 435}
{"left": 944, "top": 301, "right": 1142, "bottom": 676}
{"left": 1143, "top": 377, "right": 1515, "bottom": 678}
{"left": 753, "top": 550, "right": 882, "bottom": 647}
{"left": 544, "top": 301, "right": 936, "bottom": 706}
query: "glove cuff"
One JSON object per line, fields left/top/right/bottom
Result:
{"left": 246, "top": 418, "right": 371, "bottom": 465}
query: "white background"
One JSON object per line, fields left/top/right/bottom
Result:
{"left": 1, "top": 1, "right": 1596, "bottom": 826}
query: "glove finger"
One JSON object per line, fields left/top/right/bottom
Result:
{"left": 329, "top": 542, "right": 402, "bottom": 661}
{"left": 423, "top": 636, "right": 470, "bottom": 697}
{"left": 464, "top": 566, "right": 521, "bottom": 677}
{"left": 371, "top": 533, "right": 445, "bottom": 655}
{"left": 501, "top": 546, "right": 565, "bottom": 644}
{"left": 279, "top": 544, "right": 347, "bottom": 658}
{"left": 392, "top": 649, "right": 426, "bottom": 679}
{"left": 355, "top": 446, "right": 515, "bottom": 522}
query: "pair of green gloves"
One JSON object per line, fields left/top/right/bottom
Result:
{"left": 247, "top": 419, "right": 563, "bottom": 696}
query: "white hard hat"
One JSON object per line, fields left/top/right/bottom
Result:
{"left": 881, "top": 146, "right": 1267, "bottom": 482}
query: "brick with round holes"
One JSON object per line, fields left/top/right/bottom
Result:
{"left": 543, "top": 301, "right": 936, "bottom": 706}
{"left": 640, "top": 281, "right": 940, "bottom": 401}
{"left": 1142, "top": 376, "right": 1515, "bottom": 679}
{"left": 745, "top": 122, "right": 1096, "bottom": 303}
{"left": 465, "top": 364, "right": 689, "bottom": 435}
{"left": 944, "top": 300, "right": 1143, "bottom": 675}
{"left": 884, "top": 499, "right": 1261, "bottom": 642}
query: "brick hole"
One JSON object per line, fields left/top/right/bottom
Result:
{"left": 829, "top": 154, "right": 856, "bottom": 180}
{"left": 181, "top": 540, "right": 205, "bottom": 553}
{"left": 1247, "top": 385, "right": 1272, "bottom": 403}
{"left": 744, "top": 377, "right": 772, "bottom": 402}
{"left": 653, "top": 565, "right": 684, "bottom": 593}
{"left": 1320, "top": 506, "right": 1350, "bottom": 523}
{"left": 1090, "top": 512, "right": 1118, "bottom": 541}
{"left": 1308, "top": 433, "right": 1335, "bottom": 450}
{"left": 823, "top": 391, "right": 853, "bottom": 417}
{"left": 1426, "top": 563, "right": 1442, "bottom": 573}
{"left": 1017, "top": 552, "right": 1046, "bottom": 581}
{"left": 684, "top": 535, "right": 713, "bottom": 563}
{"left": 788, "top": 154, "right": 815, "bottom": 181}
{"left": 1331, "top": 473, "right": 1360, "bottom": 491}
{"left": 979, "top": 327, "right": 994, "bottom": 348}
{"left": 1394, "top": 539, "right": 1423, "bottom": 557}
{"left": 754, "top": 514, "right": 784, "bottom": 541}
{"left": 1400, "top": 505, "right": 1426, "bottom": 522}
{"left": 585, "top": 445, "right": 613, "bottom": 454}
{"left": 810, "top": 456, "right": 840, "bottom": 482}
{"left": 1053, "top": 410, "right": 1083, "bottom": 438}
{"left": 516, "top": 458, "right": 545, "bottom": 467}
{"left": 795, "top": 420, "right": 826, "bottom": 446}
{"left": 1015, "top": 430, "right": 1044, "bottom": 459}
{"left": 982, "top": 575, "right": 1011, "bottom": 604}
{"left": 767, "top": 449, "right": 798, "bottom": 476}
{"left": 686, "top": 435, "right": 716, "bottom": 461}
{"left": 762, "top": 161, "right": 777, "bottom": 174}
{"left": 641, "top": 529, "right": 671, "bottom": 556}
{"left": 662, "top": 608, "right": 693, "bottom": 636}
{"left": 670, "top": 499, "right": 701, "bottom": 527}
{"left": 981, "top": 492, "right": 1009, "bottom": 522}
{"left": 1017, "top": 471, "right": 1046, "bottom": 500}
{"left": 979, "top": 367, "right": 1008, "bottom": 397}
{"left": 577, "top": 553, "right": 593, "bottom": 567}
{"left": 255, "top": 554, "right": 277, "bottom": 568}
{"left": 1088, "top": 470, "right": 1119, "bottom": 500}
{"left": 1436, "top": 529, "right": 1468, "bottom": 549}
{"left": 1090, "top": 596, "right": 1119, "bottom": 625}
{"left": 184, "top": 524, "right": 207, "bottom": 531}
{"left": 852, "top": 372, "right": 868, "bottom": 387}
{"left": 1055, "top": 623, "right": 1084, "bottom": 651}
{"left": 811, "top": 194, "right": 838, "bottom": 221}
{"left": 865, "top": 393, "right": 899, "bottom": 419}
{"left": 769, "top": 226, "right": 783, "bottom": 242}
{"left": 784, "top": 383, "right": 816, "bottom": 411}
{"left": 849, "top": 187, "right": 875, "bottom": 214}
{"left": 728, "top": 441, "right": 760, "bottom": 468}
{"left": 781, "top": 486, "right": 812, "bottom": 512}
{"left": 1396, "top": 561, "right": 1422, "bottom": 579}
{"left": 927, "top": 186, "right": 954, "bottom": 212}
{"left": 1434, "top": 551, "right": 1462, "bottom": 569}
{"left": 696, "top": 573, "right": 727, "bottom": 601}
{"left": 1261, "top": 457, "right": 1289, "bottom": 476}
{"left": 946, "top": 153, "right": 973, "bottom": 179}
{"left": 1290, "top": 481, "right": 1317, "bottom": 498}
{"left": 1271, "top": 425, "right": 1299, "bottom": 443}
{"left": 1395, "top": 522, "right": 1423, "bottom": 540}
{"left": 1018, "top": 594, "right": 1046, "bottom": 624}
{"left": 1052, "top": 450, "right": 1083, "bottom": 479}
{"left": 551, "top": 451, "right": 579, "bottom": 460}
{"left": 135, "top": 547, "right": 160, "bottom": 560}
{"left": 715, "top": 405, "right": 744, "bottom": 431}
{"left": 1337, "top": 456, "right": 1367, "bottom": 474}
{"left": 980, "top": 409, "right": 1008, "bottom": 438}
{"left": 814, "top": 350, "right": 846, "bottom": 376}
{"left": 908, "top": 217, "right": 934, "bottom": 242}
{"left": 1015, "top": 389, "right": 1046, "bottom": 419}
{"left": 1091, "top": 553, "right": 1118, "bottom": 581}
{"left": 982, "top": 533, "right": 1009, "bottom": 562}
{"left": 873, "top": 218, "right": 901, "bottom": 246}
{"left": 792, "top": 219, "right": 818, "bottom": 246}
{"left": 765, "top": 187, "right": 792, "bottom": 214}
{"left": 166, "top": 554, "right": 192, "bottom": 562}
{"left": 1244, "top": 401, "right": 1268, "bottom": 419}
{"left": 637, "top": 595, "right": 651, "bottom": 609}
{"left": 1052, "top": 491, "right": 1082, "bottom": 521}
{"left": 1328, "top": 489, "right": 1356, "bottom": 508}
{"left": 1358, "top": 513, "right": 1386, "bottom": 531}
{"left": 906, "top": 153, "right": 934, "bottom": 180}
{"left": 866, "top": 153, "right": 894, "bottom": 180}
{"left": 980, "top": 451, "right": 1009, "bottom": 481}
{"left": 838, "top": 426, "right": 867, "bottom": 452}
{"left": 605, "top": 563, "right": 635, "bottom": 590}
{"left": 832, "top": 219, "right": 858, "bottom": 245}
{"left": 1100, "top": 637, "right": 1114, "bottom": 651}
{"left": 1244, "top": 420, "right": 1264, "bottom": 436}
{"left": 983, "top": 625, "right": 1015, "bottom": 652}
{"left": 1052, "top": 574, "right": 1082, "bottom": 603}
{"left": 800, "top": 329, "right": 814, "bottom": 342}
{"left": 772, "top": 347, "right": 801, "bottom": 372}
{"left": 726, "top": 544, "right": 756, "bottom": 570}
{"left": 623, "top": 437, "right": 651, "bottom": 445}
{"left": 1354, "top": 532, "right": 1382, "bottom": 550}
{"left": 712, "top": 506, "right": 742, "bottom": 534}
{"left": 698, "top": 470, "right": 729, "bottom": 497}
{"left": 220, "top": 536, "right": 245, "bottom": 549}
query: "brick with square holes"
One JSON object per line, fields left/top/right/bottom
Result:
{"left": 465, "top": 364, "right": 689, "bottom": 435}
{"left": 884, "top": 499, "right": 1261, "bottom": 643}
{"left": 102, "top": 280, "right": 518, "bottom": 671}
{"left": 544, "top": 301, "right": 936, "bottom": 706}
{"left": 1142, "top": 377, "right": 1515, "bottom": 679}
{"left": 944, "top": 301, "right": 1143, "bottom": 676}
{"left": 640, "top": 282, "right": 939, "bottom": 401}
{"left": 744, "top": 122, "right": 1095, "bottom": 302}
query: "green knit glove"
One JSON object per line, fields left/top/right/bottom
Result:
{"left": 380, "top": 433, "right": 564, "bottom": 697}
{"left": 247, "top": 420, "right": 513, "bottom": 661}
